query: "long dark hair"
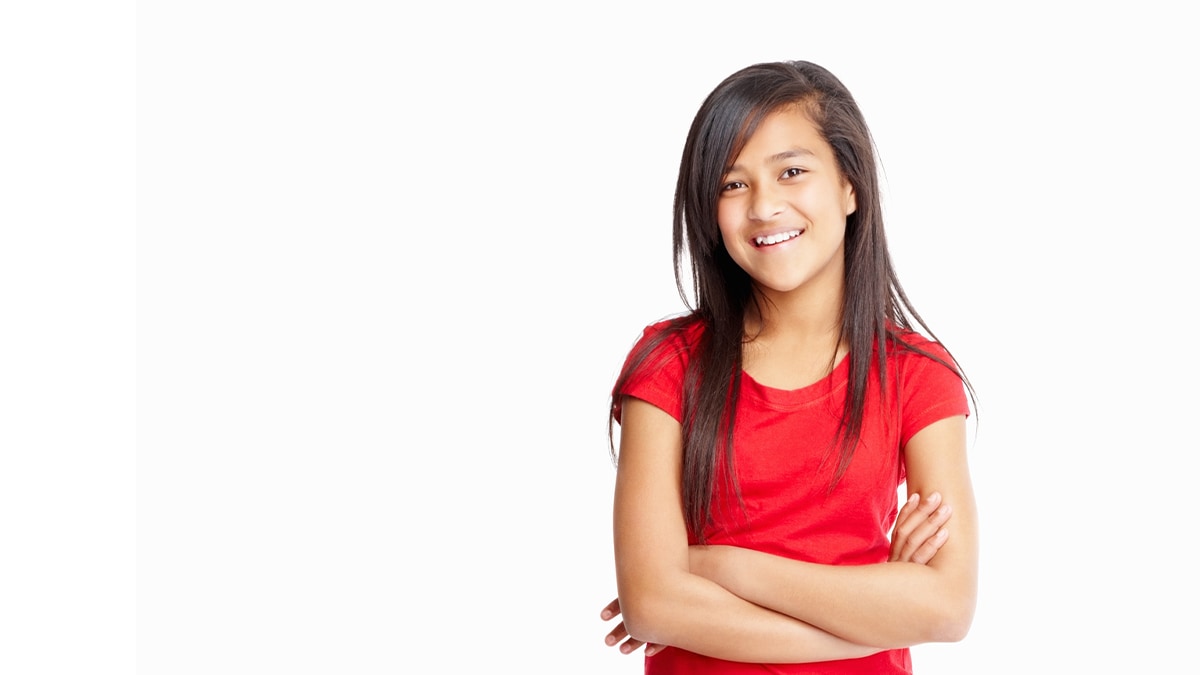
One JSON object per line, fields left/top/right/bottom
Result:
{"left": 610, "top": 60, "right": 973, "bottom": 541}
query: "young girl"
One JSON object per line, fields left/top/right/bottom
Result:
{"left": 600, "top": 60, "right": 978, "bottom": 673}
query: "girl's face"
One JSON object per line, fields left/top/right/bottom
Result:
{"left": 717, "top": 106, "right": 856, "bottom": 304}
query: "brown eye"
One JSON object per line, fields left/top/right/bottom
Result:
{"left": 781, "top": 167, "right": 805, "bottom": 179}
{"left": 721, "top": 181, "right": 746, "bottom": 192}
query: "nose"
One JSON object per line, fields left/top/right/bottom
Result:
{"left": 748, "top": 183, "right": 784, "bottom": 222}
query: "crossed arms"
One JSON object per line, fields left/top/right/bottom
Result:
{"left": 603, "top": 396, "right": 978, "bottom": 663}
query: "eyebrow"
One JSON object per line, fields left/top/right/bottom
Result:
{"left": 727, "top": 148, "right": 817, "bottom": 173}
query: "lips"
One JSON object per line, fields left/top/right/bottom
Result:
{"left": 753, "top": 229, "right": 803, "bottom": 247}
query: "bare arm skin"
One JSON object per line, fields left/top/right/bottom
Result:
{"left": 688, "top": 415, "right": 979, "bottom": 649}
{"left": 612, "top": 396, "right": 881, "bottom": 663}
{"left": 602, "top": 489, "right": 953, "bottom": 656}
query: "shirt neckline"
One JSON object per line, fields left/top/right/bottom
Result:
{"left": 739, "top": 352, "right": 852, "bottom": 410}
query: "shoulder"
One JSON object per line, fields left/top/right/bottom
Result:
{"left": 641, "top": 311, "right": 706, "bottom": 341}
{"left": 626, "top": 312, "right": 706, "bottom": 364}
{"left": 884, "top": 328, "right": 971, "bottom": 440}
{"left": 612, "top": 312, "right": 705, "bottom": 424}
{"left": 886, "top": 328, "right": 958, "bottom": 374}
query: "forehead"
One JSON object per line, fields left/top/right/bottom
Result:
{"left": 730, "top": 106, "right": 832, "bottom": 166}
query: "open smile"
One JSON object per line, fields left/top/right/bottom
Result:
{"left": 754, "top": 229, "right": 803, "bottom": 247}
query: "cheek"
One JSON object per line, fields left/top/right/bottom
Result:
{"left": 716, "top": 201, "right": 731, "bottom": 227}
{"left": 716, "top": 205, "right": 738, "bottom": 246}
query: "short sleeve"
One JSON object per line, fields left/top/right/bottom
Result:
{"left": 898, "top": 340, "right": 970, "bottom": 447}
{"left": 611, "top": 320, "right": 692, "bottom": 424}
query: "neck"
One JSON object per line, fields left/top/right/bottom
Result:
{"left": 747, "top": 283, "right": 844, "bottom": 343}
{"left": 740, "top": 285, "right": 849, "bottom": 390}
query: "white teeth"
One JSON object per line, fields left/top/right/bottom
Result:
{"left": 755, "top": 230, "right": 802, "bottom": 246}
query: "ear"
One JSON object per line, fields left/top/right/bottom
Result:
{"left": 843, "top": 181, "right": 857, "bottom": 216}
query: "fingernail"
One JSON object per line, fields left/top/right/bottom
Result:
{"left": 606, "top": 636, "right": 616, "bottom": 645}
{"left": 601, "top": 611, "right": 611, "bottom": 619}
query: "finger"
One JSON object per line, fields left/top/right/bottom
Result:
{"left": 889, "top": 494, "right": 920, "bottom": 561}
{"left": 909, "top": 527, "right": 949, "bottom": 565}
{"left": 897, "top": 503, "right": 950, "bottom": 561}
{"left": 605, "top": 621, "right": 630, "bottom": 647}
{"left": 911, "top": 491, "right": 942, "bottom": 521}
{"left": 896, "top": 503, "right": 952, "bottom": 562}
{"left": 895, "top": 493, "right": 919, "bottom": 525}
{"left": 600, "top": 598, "right": 621, "bottom": 621}
{"left": 890, "top": 493, "right": 944, "bottom": 562}
{"left": 924, "top": 502, "right": 952, "bottom": 531}
{"left": 894, "top": 492, "right": 939, "bottom": 540}
{"left": 891, "top": 492, "right": 938, "bottom": 560}
{"left": 645, "top": 643, "right": 663, "bottom": 657}
{"left": 619, "top": 637, "right": 648, "bottom": 654}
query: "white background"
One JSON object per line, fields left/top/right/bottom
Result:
{"left": 3, "top": 1, "right": 1198, "bottom": 673}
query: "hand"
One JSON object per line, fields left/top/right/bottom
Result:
{"left": 888, "top": 492, "right": 952, "bottom": 564}
{"left": 601, "top": 598, "right": 664, "bottom": 657}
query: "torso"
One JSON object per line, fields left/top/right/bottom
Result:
{"left": 616, "top": 316, "right": 969, "bottom": 675}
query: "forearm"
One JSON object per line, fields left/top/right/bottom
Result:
{"left": 612, "top": 397, "right": 888, "bottom": 663}
{"left": 619, "top": 566, "right": 880, "bottom": 663}
{"left": 695, "top": 416, "right": 981, "bottom": 649}
{"left": 695, "top": 548, "right": 975, "bottom": 649}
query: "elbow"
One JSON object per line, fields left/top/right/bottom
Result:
{"left": 616, "top": 592, "right": 676, "bottom": 646}
{"left": 914, "top": 567, "right": 977, "bottom": 644}
{"left": 621, "top": 615, "right": 655, "bottom": 645}
{"left": 615, "top": 562, "right": 694, "bottom": 645}
{"left": 618, "top": 598, "right": 662, "bottom": 645}
{"left": 930, "top": 616, "right": 972, "bottom": 644}
{"left": 927, "top": 600, "right": 975, "bottom": 643}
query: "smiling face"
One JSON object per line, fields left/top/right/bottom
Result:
{"left": 717, "top": 105, "right": 857, "bottom": 307}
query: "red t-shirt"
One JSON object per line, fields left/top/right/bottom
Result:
{"left": 613, "top": 317, "right": 970, "bottom": 674}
